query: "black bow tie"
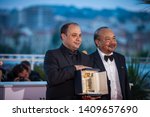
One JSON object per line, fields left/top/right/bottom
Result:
{"left": 104, "top": 55, "right": 114, "bottom": 62}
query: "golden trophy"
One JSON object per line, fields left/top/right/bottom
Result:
{"left": 75, "top": 68, "right": 108, "bottom": 96}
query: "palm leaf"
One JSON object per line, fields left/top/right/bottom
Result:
{"left": 127, "top": 59, "right": 150, "bottom": 99}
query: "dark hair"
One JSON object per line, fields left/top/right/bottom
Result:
{"left": 21, "top": 60, "right": 31, "bottom": 67}
{"left": 94, "top": 26, "right": 109, "bottom": 41}
{"left": 60, "top": 22, "right": 79, "bottom": 35}
{"left": 93, "top": 26, "right": 109, "bottom": 47}
{"left": 12, "top": 64, "right": 29, "bottom": 77}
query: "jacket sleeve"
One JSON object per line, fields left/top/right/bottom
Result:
{"left": 44, "top": 50, "right": 76, "bottom": 86}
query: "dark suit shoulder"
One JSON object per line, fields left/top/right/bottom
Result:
{"left": 114, "top": 52, "right": 124, "bottom": 57}
{"left": 113, "top": 52, "right": 125, "bottom": 60}
{"left": 89, "top": 50, "right": 99, "bottom": 60}
{"left": 45, "top": 48, "right": 63, "bottom": 59}
{"left": 44, "top": 48, "right": 62, "bottom": 66}
{"left": 45, "top": 48, "right": 60, "bottom": 55}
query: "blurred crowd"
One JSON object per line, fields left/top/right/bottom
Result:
{"left": 0, "top": 60, "right": 42, "bottom": 82}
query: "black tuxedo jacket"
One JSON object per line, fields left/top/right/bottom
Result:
{"left": 90, "top": 50, "right": 131, "bottom": 100}
{"left": 44, "top": 45, "right": 92, "bottom": 99}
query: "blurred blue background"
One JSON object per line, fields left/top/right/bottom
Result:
{"left": 0, "top": 0, "right": 150, "bottom": 56}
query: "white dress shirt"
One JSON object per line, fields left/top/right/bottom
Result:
{"left": 97, "top": 48, "right": 122, "bottom": 100}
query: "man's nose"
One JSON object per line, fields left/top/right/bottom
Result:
{"left": 76, "top": 35, "right": 81, "bottom": 40}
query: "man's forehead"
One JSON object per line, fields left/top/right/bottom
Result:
{"left": 100, "top": 28, "right": 112, "bottom": 33}
{"left": 68, "top": 24, "right": 79, "bottom": 29}
{"left": 67, "top": 25, "right": 81, "bottom": 33}
{"left": 99, "top": 29, "right": 114, "bottom": 36}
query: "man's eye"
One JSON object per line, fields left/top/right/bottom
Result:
{"left": 113, "top": 38, "right": 116, "bottom": 40}
{"left": 72, "top": 34, "right": 77, "bottom": 37}
{"left": 105, "top": 38, "right": 111, "bottom": 41}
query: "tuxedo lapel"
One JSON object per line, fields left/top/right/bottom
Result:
{"left": 94, "top": 50, "right": 106, "bottom": 72}
{"left": 114, "top": 54, "right": 121, "bottom": 74}
{"left": 92, "top": 50, "right": 111, "bottom": 99}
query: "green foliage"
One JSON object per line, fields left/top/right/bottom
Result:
{"left": 34, "top": 64, "right": 46, "bottom": 81}
{"left": 136, "top": 50, "right": 149, "bottom": 57}
{"left": 128, "top": 59, "right": 150, "bottom": 99}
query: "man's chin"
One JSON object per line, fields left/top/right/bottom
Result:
{"left": 74, "top": 45, "right": 80, "bottom": 49}
{"left": 108, "top": 49, "right": 115, "bottom": 53}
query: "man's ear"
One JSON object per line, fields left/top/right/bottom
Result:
{"left": 61, "top": 33, "right": 66, "bottom": 40}
{"left": 95, "top": 39, "right": 99, "bottom": 47}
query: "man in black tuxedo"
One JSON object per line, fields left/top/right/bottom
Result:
{"left": 90, "top": 27, "right": 131, "bottom": 100}
{"left": 44, "top": 22, "right": 92, "bottom": 100}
